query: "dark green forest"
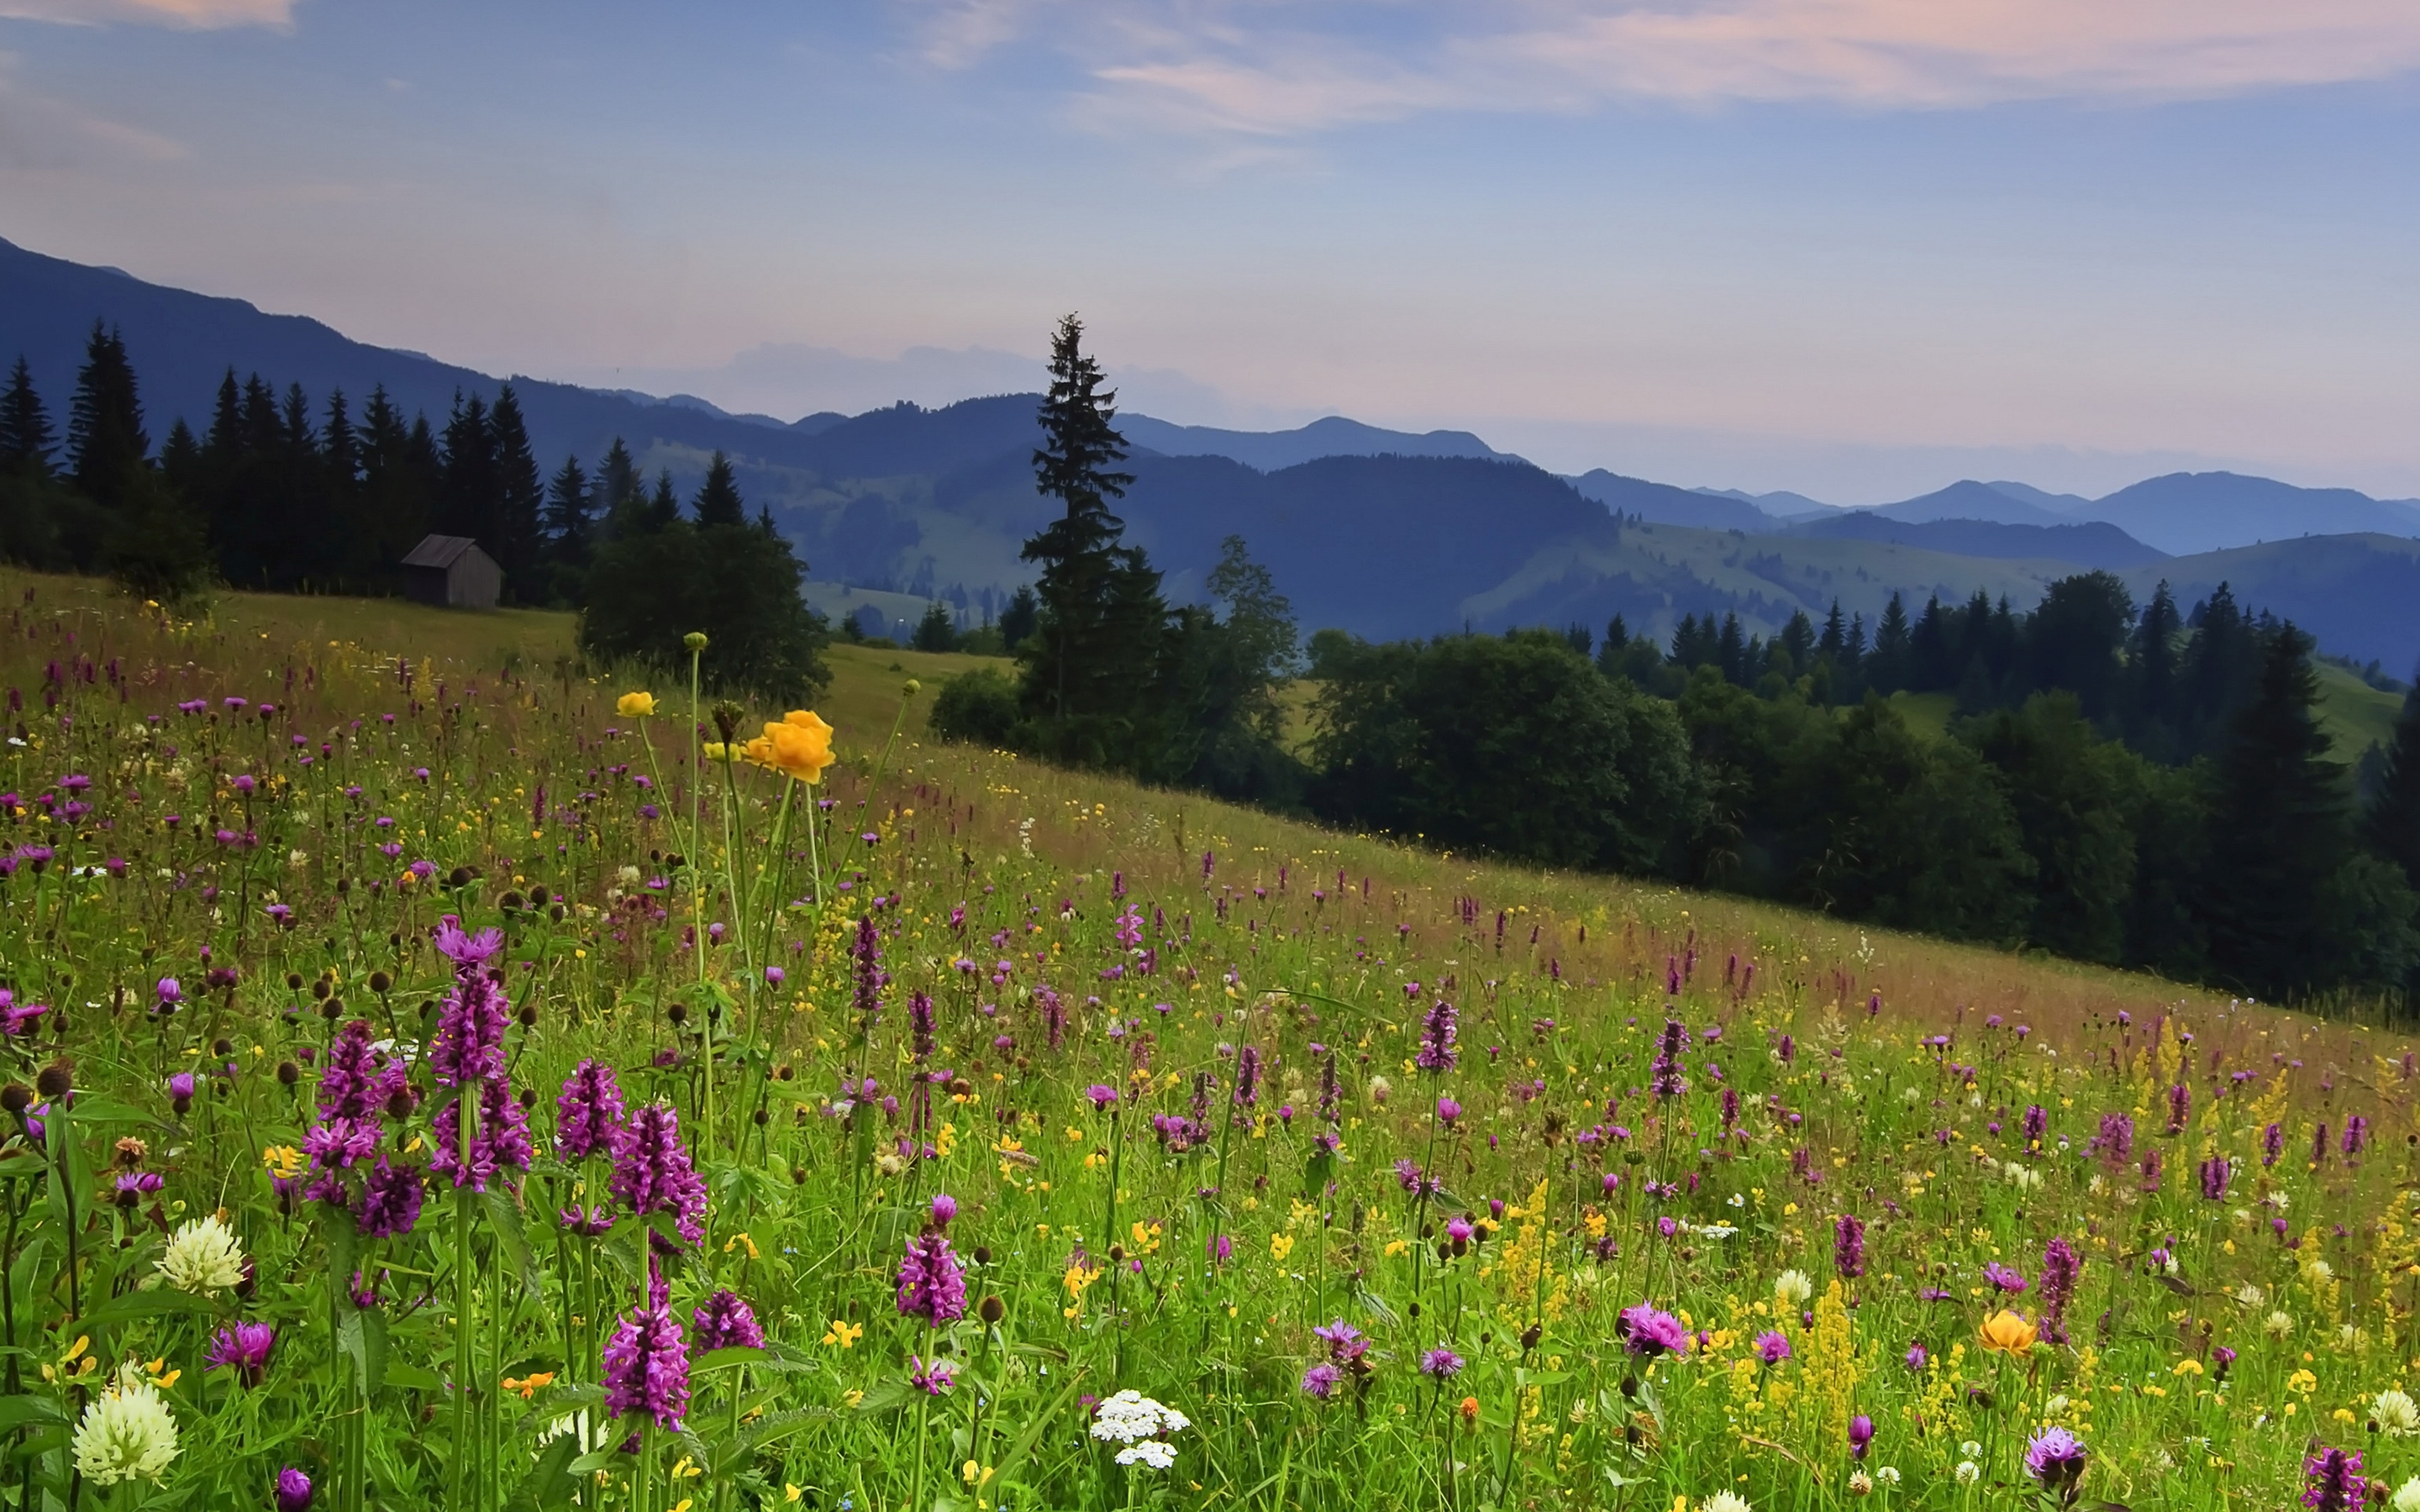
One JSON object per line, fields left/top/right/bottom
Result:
{"left": 0, "top": 325, "right": 829, "bottom": 697}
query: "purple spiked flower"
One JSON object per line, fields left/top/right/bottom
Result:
{"left": 317, "top": 1020, "right": 406, "bottom": 1121}
{"left": 2039, "top": 1236, "right": 2081, "bottom": 1343}
{"left": 609, "top": 1100, "right": 708, "bottom": 1244}
{"left": 1754, "top": 1330, "right": 1791, "bottom": 1364}
{"left": 428, "top": 955, "right": 509, "bottom": 1089}
{"left": 2303, "top": 1448, "right": 2365, "bottom": 1512}
{"left": 1833, "top": 1214, "right": 1865, "bottom": 1279}
{"left": 602, "top": 1304, "right": 691, "bottom": 1429}
{"left": 205, "top": 1320, "right": 278, "bottom": 1386}
{"left": 692, "top": 1289, "right": 766, "bottom": 1352}
{"left": 432, "top": 1079, "right": 534, "bottom": 1192}
{"left": 555, "top": 1059, "right": 628, "bottom": 1160}
{"left": 896, "top": 1231, "right": 967, "bottom": 1326}
{"left": 908, "top": 990, "right": 936, "bottom": 1061}
{"left": 355, "top": 1158, "right": 424, "bottom": 1238}
{"left": 433, "top": 915, "right": 504, "bottom": 969}
{"left": 2199, "top": 1154, "right": 2231, "bottom": 1200}
{"left": 1415, "top": 1000, "right": 1457, "bottom": 1073}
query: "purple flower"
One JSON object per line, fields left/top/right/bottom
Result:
{"left": 155, "top": 978, "right": 182, "bottom": 1007}
{"left": 205, "top": 1320, "right": 278, "bottom": 1387}
{"left": 908, "top": 1354, "right": 955, "bottom": 1395}
{"left": 355, "top": 1158, "right": 424, "bottom": 1238}
{"left": 1300, "top": 1362, "right": 1341, "bottom": 1399}
{"left": 1436, "top": 1095, "right": 1461, "bottom": 1126}
{"left": 2344, "top": 1116, "right": 2370, "bottom": 1156}
{"left": 0, "top": 991, "right": 46, "bottom": 1037}
{"left": 2199, "top": 1155, "right": 2232, "bottom": 1200}
{"left": 166, "top": 1071, "right": 196, "bottom": 1105}
{"left": 2022, "top": 1104, "right": 2047, "bottom": 1143}
{"left": 432, "top": 1079, "right": 534, "bottom": 1192}
{"left": 318, "top": 1020, "right": 406, "bottom": 1122}
{"left": 1754, "top": 1330, "right": 1791, "bottom": 1364}
{"left": 555, "top": 1060, "right": 628, "bottom": 1161}
{"left": 896, "top": 1231, "right": 968, "bottom": 1326}
{"left": 1618, "top": 1304, "right": 1687, "bottom": 1358}
{"left": 433, "top": 915, "right": 503, "bottom": 968}
{"left": 275, "top": 1467, "right": 313, "bottom": 1512}
{"left": 1084, "top": 1084, "right": 1119, "bottom": 1110}
{"left": 1415, "top": 1000, "right": 1458, "bottom": 1073}
{"left": 602, "top": 1305, "right": 691, "bottom": 1429}
{"left": 1982, "top": 1263, "right": 2028, "bottom": 1295}
{"left": 609, "top": 1100, "right": 708, "bottom": 1243}
{"left": 302, "top": 1117, "right": 381, "bottom": 1171}
{"left": 2092, "top": 1112, "right": 2134, "bottom": 1163}
{"left": 1833, "top": 1214, "right": 1865, "bottom": 1280}
{"left": 692, "top": 1289, "right": 766, "bottom": 1352}
{"left": 1650, "top": 1018, "right": 1688, "bottom": 1099}
{"left": 559, "top": 1203, "right": 616, "bottom": 1236}
{"left": 1419, "top": 1347, "right": 1465, "bottom": 1380}
{"left": 852, "top": 916, "right": 887, "bottom": 1027}
{"left": 1849, "top": 1414, "right": 1874, "bottom": 1460}
{"left": 1904, "top": 1343, "right": 1928, "bottom": 1370}
{"left": 930, "top": 1192, "right": 958, "bottom": 1228}
{"left": 908, "top": 990, "right": 936, "bottom": 1060}
{"left": 2024, "top": 1426, "right": 2088, "bottom": 1490}
{"left": 2039, "top": 1237, "right": 2081, "bottom": 1343}
{"left": 2304, "top": 1448, "right": 2365, "bottom": 1512}
{"left": 1313, "top": 1320, "right": 1369, "bottom": 1364}
{"left": 428, "top": 958, "right": 510, "bottom": 1089}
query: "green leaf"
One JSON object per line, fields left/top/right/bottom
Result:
{"left": 851, "top": 1378, "right": 915, "bottom": 1418}
{"left": 482, "top": 1187, "right": 542, "bottom": 1299}
{"left": 507, "top": 1427, "right": 584, "bottom": 1510}
{"left": 384, "top": 1360, "right": 443, "bottom": 1392}
{"left": 0, "top": 1396, "right": 71, "bottom": 1433}
{"left": 76, "top": 1286, "right": 216, "bottom": 1335}
{"left": 692, "top": 1346, "right": 768, "bottom": 1373}
{"left": 515, "top": 1382, "right": 608, "bottom": 1440}
{"left": 337, "top": 1304, "right": 388, "bottom": 1398}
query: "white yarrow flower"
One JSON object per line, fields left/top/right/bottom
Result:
{"left": 2377, "top": 1389, "right": 2420, "bottom": 1436}
{"left": 1114, "top": 1441, "right": 1176, "bottom": 1470}
{"left": 1702, "top": 1493, "right": 1752, "bottom": 1512}
{"left": 156, "top": 1215, "right": 246, "bottom": 1295}
{"left": 1774, "top": 1270, "right": 1812, "bottom": 1307}
{"left": 2265, "top": 1310, "right": 2295, "bottom": 1339}
{"left": 73, "top": 1380, "right": 180, "bottom": 1485}
{"left": 1090, "top": 1390, "right": 1190, "bottom": 1446}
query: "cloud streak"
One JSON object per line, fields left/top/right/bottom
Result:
{"left": 994, "top": 0, "right": 2420, "bottom": 134}
{"left": 0, "top": 0, "right": 294, "bottom": 29}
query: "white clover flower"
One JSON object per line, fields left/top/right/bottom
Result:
{"left": 1900, "top": 1087, "right": 1921, "bottom": 1105}
{"left": 2006, "top": 1164, "right": 2043, "bottom": 1193}
{"left": 1703, "top": 1494, "right": 1752, "bottom": 1512}
{"left": 2044, "top": 1394, "right": 2070, "bottom": 1419}
{"left": 1774, "top": 1270, "right": 1813, "bottom": 1307}
{"left": 2265, "top": 1310, "right": 2295, "bottom": 1339}
{"left": 1367, "top": 1075, "right": 1392, "bottom": 1106}
{"left": 1876, "top": 1467, "right": 1900, "bottom": 1485}
{"left": 2394, "top": 1475, "right": 2420, "bottom": 1512}
{"left": 156, "top": 1215, "right": 245, "bottom": 1295}
{"left": 2306, "top": 1258, "right": 2335, "bottom": 1284}
{"left": 2265, "top": 1191, "right": 2291, "bottom": 1212}
{"left": 2235, "top": 1283, "right": 2267, "bottom": 1308}
{"left": 73, "top": 1380, "right": 180, "bottom": 1485}
{"left": 2376, "top": 1389, "right": 2420, "bottom": 1436}
{"left": 1090, "top": 1390, "right": 1190, "bottom": 1446}
{"left": 1960, "top": 1441, "right": 1982, "bottom": 1457}
{"left": 1955, "top": 1462, "right": 1981, "bottom": 1485}
{"left": 1848, "top": 1473, "right": 1874, "bottom": 1497}
{"left": 1114, "top": 1441, "right": 1176, "bottom": 1470}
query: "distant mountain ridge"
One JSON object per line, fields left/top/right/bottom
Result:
{"left": 4, "top": 233, "right": 2419, "bottom": 672}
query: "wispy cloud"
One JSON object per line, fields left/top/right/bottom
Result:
{"left": 0, "top": 0, "right": 295, "bottom": 29}
{"left": 952, "top": 0, "right": 2420, "bottom": 134}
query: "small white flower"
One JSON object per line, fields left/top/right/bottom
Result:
{"left": 1960, "top": 1441, "right": 1982, "bottom": 1457}
{"left": 1955, "top": 1461, "right": 1981, "bottom": 1485}
{"left": 1702, "top": 1494, "right": 1752, "bottom": 1512}
{"left": 1900, "top": 1087, "right": 1921, "bottom": 1105}
{"left": 1114, "top": 1441, "right": 1176, "bottom": 1470}
{"left": 1847, "top": 1472, "right": 1874, "bottom": 1497}
{"left": 1774, "top": 1270, "right": 1813, "bottom": 1307}
{"left": 2306, "top": 1258, "right": 2335, "bottom": 1284}
{"left": 2235, "top": 1283, "right": 2267, "bottom": 1308}
{"left": 2393, "top": 1475, "right": 2420, "bottom": 1512}
{"left": 2375, "top": 1389, "right": 2420, "bottom": 1436}
{"left": 617, "top": 864, "right": 641, "bottom": 885}
{"left": 1366, "top": 1075, "right": 1392, "bottom": 1106}
{"left": 2006, "top": 1164, "right": 2043, "bottom": 1192}
{"left": 1728, "top": 1192, "right": 1746, "bottom": 1209}
{"left": 156, "top": 1215, "right": 245, "bottom": 1295}
{"left": 73, "top": 1381, "right": 180, "bottom": 1485}
{"left": 2044, "top": 1394, "right": 2070, "bottom": 1419}
{"left": 1876, "top": 1467, "right": 1900, "bottom": 1485}
{"left": 2265, "top": 1310, "right": 2295, "bottom": 1339}
{"left": 1090, "top": 1390, "right": 1190, "bottom": 1446}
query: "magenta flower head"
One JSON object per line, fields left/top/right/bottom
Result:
{"left": 1754, "top": 1330, "right": 1791, "bottom": 1365}
{"left": 2039, "top": 1236, "right": 2082, "bottom": 1342}
{"left": 1313, "top": 1319, "right": 1369, "bottom": 1364}
{"left": 1300, "top": 1362, "right": 1341, "bottom": 1399}
{"left": 166, "top": 1072, "right": 196, "bottom": 1108}
{"left": 1415, "top": 999, "right": 1458, "bottom": 1073}
{"left": 275, "top": 1467, "right": 313, "bottom": 1512}
{"left": 155, "top": 978, "right": 182, "bottom": 1007}
{"left": 432, "top": 1079, "right": 534, "bottom": 1193}
{"left": 2024, "top": 1426, "right": 2088, "bottom": 1493}
{"left": 610, "top": 1100, "right": 708, "bottom": 1244}
{"left": 1833, "top": 1214, "right": 1866, "bottom": 1279}
{"left": 929, "top": 1192, "right": 958, "bottom": 1229}
{"left": 603, "top": 1304, "right": 692, "bottom": 1429}
{"left": 1982, "top": 1262, "right": 2028, "bottom": 1295}
{"left": 1618, "top": 1304, "right": 1687, "bottom": 1359}
{"left": 1084, "top": 1084, "right": 1119, "bottom": 1111}
{"left": 1419, "top": 1347, "right": 1465, "bottom": 1380}
{"left": 555, "top": 1059, "right": 629, "bottom": 1161}
{"left": 0, "top": 992, "right": 47, "bottom": 1037}
{"left": 2303, "top": 1448, "right": 2365, "bottom": 1512}
{"left": 1849, "top": 1414, "right": 1874, "bottom": 1461}
{"left": 318, "top": 1020, "right": 405, "bottom": 1122}
{"left": 896, "top": 1230, "right": 967, "bottom": 1326}
{"left": 428, "top": 955, "right": 510, "bottom": 1089}
{"left": 433, "top": 915, "right": 504, "bottom": 969}
{"left": 1904, "top": 1343, "right": 1928, "bottom": 1371}
{"left": 692, "top": 1289, "right": 766, "bottom": 1352}
{"left": 204, "top": 1320, "right": 278, "bottom": 1387}
{"left": 355, "top": 1158, "right": 424, "bottom": 1239}
{"left": 1437, "top": 1095, "right": 1462, "bottom": 1126}
{"left": 908, "top": 1354, "right": 955, "bottom": 1395}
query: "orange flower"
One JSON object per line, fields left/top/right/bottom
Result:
{"left": 1458, "top": 1395, "right": 1481, "bottom": 1425}
{"left": 743, "top": 710, "right": 835, "bottom": 785}
{"left": 1978, "top": 1310, "right": 2037, "bottom": 1356}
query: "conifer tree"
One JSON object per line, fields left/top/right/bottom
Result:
{"left": 2367, "top": 671, "right": 2420, "bottom": 893}
{"left": 0, "top": 357, "right": 56, "bottom": 475}
{"left": 1019, "top": 313, "right": 1144, "bottom": 729}
{"left": 439, "top": 391, "right": 496, "bottom": 540}
{"left": 544, "top": 455, "right": 597, "bottom": 582}
{"left": 67, "top": 322, "right": 148, "bottom": 513}
{"left": 1868, "top": 594, "right": 1912, "bottom": 694}
{"left": 487, "top": 385, "right": 545, "bottom": 598}
{"left": 692, "top": 450, "right": 745, "bottom": 527}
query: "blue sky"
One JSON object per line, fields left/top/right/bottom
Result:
{"left": 5, "top": 0, "right": 2420, "bottom": 501}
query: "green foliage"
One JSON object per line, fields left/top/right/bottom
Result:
{"left": 910, "top": 601, "right": 959, "bottom": 654}
{"left": 579, "top": 518, "right": 831, "bottom": 700}
{"left": 929, "top": 664, "right": 1021, "bottom": 746}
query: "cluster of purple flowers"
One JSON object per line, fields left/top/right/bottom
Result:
{"left": 602, "top": 1304, "right": 692, "bottom": 1431}
{"left": 692, "top": 1289, "right": 766, "bottom": 1352}
{"left": 896, "top": 1193, "right": 969, "bottom": 1327}
{"left": 1649, "top": 1019, "right": 1687, "bottom": 1100}
{"left": 1618, "top": 1303, "right": 1688, "bottom": 1358}
{"left": 1833, "top": 1214, "right": 1865, "bottom": 1280}
{"left": 609, "top": 1100, "right": 709, "bottom": 1244}
{"left": 2039, "top": 1236, "right": 2082, "bottom": 1344}
{"left": 300, "top": 1013, "right": 425, "bottom": 1233}
{"left": 1414, "top": 999, "right": 1458, "bottom": 1073}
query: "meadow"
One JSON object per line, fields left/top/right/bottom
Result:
{"left": 2, "top": 568, "right": 2417, "bottom": 1512}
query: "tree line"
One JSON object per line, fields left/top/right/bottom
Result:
{"left": 0, "top": 324, "right": 829, "bottom": 696}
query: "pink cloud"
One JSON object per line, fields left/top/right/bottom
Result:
{"left": 0, "top": 0, "right": 295, "bottom": 29}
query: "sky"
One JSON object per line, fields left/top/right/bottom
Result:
{"left": 5, "top": 1, "right": 2420, "bottom": 503}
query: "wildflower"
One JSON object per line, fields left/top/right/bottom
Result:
{"left": 1754, "top": 1330, "right": 1791, "bottom": 1365}
{"left": 821, "top": 1320, "right": 863, "bottom": 1348}
{"left": 617, "top": 691, "right": 655, "bottom": 717}
{"left": 1848, "top": 1472, "right": 1873, "bottom": 1496}
{"left": 2378, "top": 1391, "right": 2420, "bottom": 1437}
{"left": 428, "top": 943, "right": 509, "bottom": 1089}
{"left": 1415, "top": 999, "right": 1458, "bottom": 1073}
{"left": 2265, "top": 1310, "right": 2296, "bottom": 1339}
{"left": 2394, "top": 1478, "right": 2420, "bottom": 1512}
{"left": 1650, "top": 1018, "right": 1687, "bottom": 1098}
{"left": 157, "top": 1215, "right": 247, "bottom": 1294}
{"left": 1313, "top": 1320, "right": 1370, "bottom": 1364}
{"left": 1954, "top": 1461, "right": 1980, "bottom": 1485}
{"left": 1982, "top": 1262, "right": 2028, "bottom": 1295}
{"left": 73, "top": 1380, "right": 180, "bottom": 1485}
{"left": 1301, "top": 1362, "right": 1341, "bottom": 1399}
{"left": 431, "top": 1079, "right": 534, "bottom": 1192}
{"left": 203, "top": 1321, "right": 277, "bottom": 1386}
{"left": 1978, "top": 1310, "right": 2037, "bottom": 1356}
{"left": 909, "top": 1355, "right": 955, "bottom": 1395}
{"left": 2039, "top": 1236, "right": 2082, "bottom": 1343}
{"left": 555, "top": 1060, "right": 628, "bottom": 1160}
{"left": 744, "top": 711, "right": 836, "bottom": 785}
{"left": 1618, "top": 1303, "right": 1687, "bottom": 1358}
{"left": 1775, "top": 1269, "right": 1812, "bottom": 1306}
{"left": 610, "top": 1100, "right": 708, "bottom": 1243}
{"left": 276, "top": 1466, "right": 314, "bottom": 1511}
{"left": 602, "top": 1304, "right": 692, "bottom": 1429}
{"left": 2199, "top": 1155, "right": 2232, "bottom": 1200}
{"left": 2023, "top": 1426, "right": 2087, "bottom": 1493}
{"left": 896, "top": 1231, "right": 968, "bottom": 1326}
{"left": 1702, "top": 1494, "right": 1751, "bottom": 1512}
{"left": 1115, "top": 1441, "right": 1176, "bottom": 1470}
{"left": 1420, "top": 1347, "right": 1465, "bottom": 1380}
{"left": 2306, "top": 1448, "right": 2367, "bottom": 1512}
{"left": 692, "top": 1290, "right": 766, "bottom": 1352}
{"left": 1833, "top": 1214, "right": 1865, "bottom": 1279}
{"left": 1090, "top": 1390, "right": 1191, "bottom": 1444}
{"left": 1849, "top": 1414, "right": 1873, "bottom": 1460}
{"left": 1904, "top": 1343, "right": 1928, "bottom": 1371}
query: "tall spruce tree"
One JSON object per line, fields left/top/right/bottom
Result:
{"left": 1019, "top": 313, "right": 1143, "bottom": 728}
{"left": 692, "top": 451, "right": 745, "bottom": 527}
{"left": 439, "top": 391, "right": 496, "bottom": 541}
{"left": 67, "top": 322, "right": 148, "bottom": 513}
{"left": 1867, "top": 594, "right": 1912, "bottom": 694}
{"left": 2368, "top": 672, "right": 2420, "bottom": 893}
{"left": 487, "top": 385, "right": 544, "bottom": 599}
{"left": 544, "top": 454, "right": 597, "bottom": 591}
{"left": 1, "top": 357, "right": 55, "bottom": 475}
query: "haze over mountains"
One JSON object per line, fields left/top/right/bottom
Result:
{"left": 7, "top": 234, "right": 2419, "bottom": 674}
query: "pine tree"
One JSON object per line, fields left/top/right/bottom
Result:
{"left": 2128, "top": 580, "right": 2183, "bottom": 758}
{"left": 66, "top": 322, "right": 148, "bottom": 513}
{"left": 912, "top": 600, "right": 959, "bottom": 653}
{"left": 644, "top": 470, "right": 680, "bottom": 533}
{"left": 1019, "top": 313, "right": 1142, "bottom": 727}
{"left": 1, "top": 357, "right": 56, "bottom": 475}
{"left": 2199, "top": 622, "right": 2357, "bottom": 995}
{"left": 544, "top": 455, "right": 597, "bottom": 584}
{"left": 2367, "top": 671, "right": 2420, "bottom": 892}
{"left": 487, "top": 385, "right": 545, "bottom": 599}
{"left": 439, "top": 391, "right": 496, "bottom": 540}
{"left": 1868, "top": 594, "right": 1912, "bottom": 694}
{"left": 998, "top": 584, "right": 1039, "bottom": 650}
{"left": 692, "top": 450, "right": 745, "bottom": 527}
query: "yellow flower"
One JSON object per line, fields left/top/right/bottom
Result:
{"left": 262, "top": 1145, "right": 305, "bottom": 1181}
{"left": 702, "top": 742, "right": 729, "bottom": 761}
{"left": 1978, "top": 1310, "right": 2038, "bottom": 1356}
{"left": 501, "top": 1372, "right": 555, "bottom": 1399}
{"left": 1270, "top": 1233, "right": 1296, "bottom": 1263}
{"left": 744, "top": 710, "right": 836, "bottom": 785}
{"left": 786, "top": 1488, "right": 803, "bottom": 1504}
{"left": 616, "top": 691, "right": 656, "bottom": 717}
{"left": 821, "top": 1320, "right": 863, "bottom": 1350}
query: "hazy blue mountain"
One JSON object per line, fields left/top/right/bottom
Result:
{"left": 1786, "top": 513, "right": 2168, "bottom": 570}
{"left": 1118, "top": 413, "right": 1515, "bottom": 470}
{"left": 1984, "top": 480, "right": 2094, "bottom": 513}
{"left": 2083, "top": 471, "right": 2420, "bottom": 556}
{"left": 2123, "top": 533, "right": 2420, "bottom": 680}
{"left": 1571, "top": 470, "right": 1776, "bottom": 531}
{"left": 1861, "top": 480, "right": 2071, "bottom": 527}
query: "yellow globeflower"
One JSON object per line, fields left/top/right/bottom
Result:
{"left": 744, "top": 710, "right": 836, "bottom": 784}
{"left": 1978, "top": 1310, "right": 2038, "bottom": 1356}
{"left": 616, "top": 691, "right": 656, "bottom": 717}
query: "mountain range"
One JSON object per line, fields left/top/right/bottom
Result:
{"left": 6, "top": 234, "right": 2419, "bottom": 674}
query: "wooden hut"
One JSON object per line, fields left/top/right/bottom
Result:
{"left": 400, "top": 535, "right": 502, "bottom": 609}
